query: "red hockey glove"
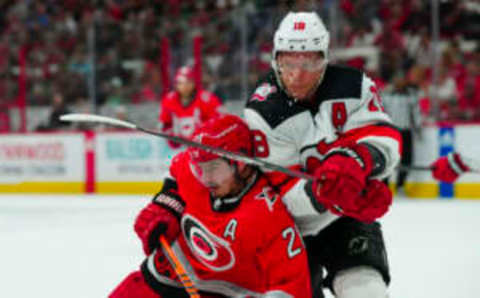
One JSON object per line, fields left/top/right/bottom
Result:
{"left": 313, "top": 179, "right": 392, "bottom": 223}
{"left": 431, "top": 152, "right": 470, "bottom": 183}
{"left": 134, "top": 189, "right": 185, "bottom": 255}
{"left": 343, "top": 179, "right": 393, "bottom": 223}
{"left": 312, "top": 143, "right": 374, "bottom": 206}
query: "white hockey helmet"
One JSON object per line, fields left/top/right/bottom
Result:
{"left": 271, "top": 12, "right": 330, "bottom": 99}
{"left": 272, "top": 12, "right": 330, "bottom": 61}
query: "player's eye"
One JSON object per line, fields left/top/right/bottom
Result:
{"left": 279, "top": 60, "right": 324, "bottom": 72}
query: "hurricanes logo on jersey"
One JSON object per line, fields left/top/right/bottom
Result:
{"left": 182, "top": 214, "right": 235, "bottom": 272}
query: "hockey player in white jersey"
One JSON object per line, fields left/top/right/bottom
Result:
{"left": 244, "top": 12, "right": 402, "bottom": 298}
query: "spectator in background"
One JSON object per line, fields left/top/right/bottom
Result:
{"left": 159, "top": 65, "right": 223, "bottom": 148}
{"left": 383, "top": 75, "right": 422, "bottom": 193}
{"left": 441, "top": 40, "right": 467, "bottom": 86}
{"left": 430, "top": 65, "right": 458, "bottom": 120}
{"left": 37, "top": 92, "right": 72, "bottom": 131}
{"left": 407, "top": 65, "right": 431, "bottom": 118}
{"left": 350, "top": 24, "right": 376, "bottom": 48}
{"left": 98, "top": 105, "right": 130, "bottom": 132}
{"left": 409, "top": 27, "right": 433, "bottom": 68}
{"left": 202, "top": 68, "right": 227, "bottom": 100}
{"left": 131, "top": 73, "right": 158, "bottom": 103}
{"left": 457, "top": 59, "right": 480, "bottom": 120}
{"left": 105, "top": 77, "right": 127, "bottom": 106}
{"left": 374, "top": 19, "right": 407, "bottom": 81}
{"left": 402, "top": 0, "right": 429, "bottom": 33}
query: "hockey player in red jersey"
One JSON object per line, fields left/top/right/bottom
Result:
{"left": 159, "top": 66, "right": 222, "bottom": 148}
{"left": 244, "top": 12, "right": 402, "bottom": 298}
{"left": 431, "top": 152, "right": 479, "bottom": 183}
{"left": 111, "top": 114, "right": 322, "bottom": 297}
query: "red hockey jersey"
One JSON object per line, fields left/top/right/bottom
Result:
{"left": 159, "top": 90, "right": 221, "bottom": 140}
{"left": 142, "top": 152, "right": 314, "bottom": 297}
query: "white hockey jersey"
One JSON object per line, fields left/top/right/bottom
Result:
{"left": 245, "top": 65, "right": 402, "bottom": 180}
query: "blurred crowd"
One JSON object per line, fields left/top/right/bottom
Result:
{"left": 332, "top": 0, "right": 480, "bottom": 122}
{"left": 0, "top": 0, "right": 479, "bottom": 131}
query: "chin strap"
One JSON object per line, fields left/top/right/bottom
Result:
{"left": 210, "top": 171, "right": 258, "bottom": 212}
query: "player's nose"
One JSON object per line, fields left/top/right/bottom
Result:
{"left": 287, "top": 68, "right": 307, "bottom": 82}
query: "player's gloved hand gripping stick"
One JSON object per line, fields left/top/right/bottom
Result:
{"left": 134, "top": 175, "right": 200, "bottom": 297}
{"left": 310, "top": 142, "right": 394, "bottom": 223}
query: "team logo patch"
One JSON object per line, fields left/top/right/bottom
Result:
{"left": 182, "top": 214, "right": 235, "bottom": 272}
{"left": 250, "top": 83, "right": 277, "bottom": 102}
{"left": 255, "top": 186, "right": 278, "bottom": 212}
{"left": 348, "top": 236, "right": 369, "bottom": 255}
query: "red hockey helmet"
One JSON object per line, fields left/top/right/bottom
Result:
{"left": 189, "top": 114, "right": 253, "bottom": 164}
{"left": 174, "top": 66, "right": 195, "bottom": 83}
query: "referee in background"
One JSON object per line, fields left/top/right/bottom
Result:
{"left": 383, "top": 75, "right": 423, "bottom": 194}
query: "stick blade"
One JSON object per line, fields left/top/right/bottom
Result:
{"left": 60, "top": 113, "right": 137, "bottom": 129}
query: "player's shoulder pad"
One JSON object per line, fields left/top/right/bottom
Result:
{"left": 245, "top": 71, "right": 308, "bottom": 129}
{"left": 317, "top": 64, "right": 363, "bottom": 101}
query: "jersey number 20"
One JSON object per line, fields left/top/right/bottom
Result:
{"left": 282, "top": 227, "right": 302, "bottom": 258}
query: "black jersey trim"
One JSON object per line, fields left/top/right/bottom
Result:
{"left": 246, "top": 96, "right": 309, "bottom": 129}
{"left": 299, "top": 143, "right": 318, "bottom": 155}
{"left": 246, "top": 66, "right": 364, "bottom": 129}
{"left": 246, "top": 71, "right": 309, "bottom": 129}
{"left": 315, "top": 65, "right": 363, "bottom": 101}
{"left": 373, "top": 121, "right": 401, "bottom": 131}
{"left": 304, "top": 180, "right": 327, "bottom": 214}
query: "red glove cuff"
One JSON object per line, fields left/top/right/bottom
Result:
{"left": 134, "top": 181, "right": 185, "bottom": 255}
{"left": 432, "top": 152, "right": 470, "bottom": 183}
{"left": 448, "top": 152, "right": 470, "bottom": 174}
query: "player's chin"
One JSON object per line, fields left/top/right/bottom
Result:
{"left": 291, "top": 91, "right": 310, "bottom": 100}
{"left": 287, "top": 87, "right": 311, "bottom": 99}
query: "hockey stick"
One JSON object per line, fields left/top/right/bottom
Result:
{"left": 160, "top": 236, "right": 200, "bottom": 298}
{"left": 60, "top": 113, "right": 316, "bottom": 181}
{"left": 397, "top": 165, "right": 433, "bottom": 171}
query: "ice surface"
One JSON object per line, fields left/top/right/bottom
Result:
{"left": 1, "top": 194, "right": 479, "bottom": 298}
